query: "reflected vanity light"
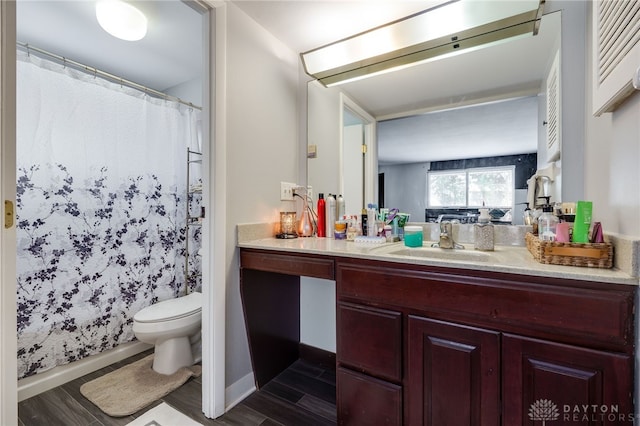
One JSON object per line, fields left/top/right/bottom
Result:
{"left": 301, "top": 0, "right": 544, "bottom": 87}
{"left": 96, "top": 0, "right": 148, "bottom": 41}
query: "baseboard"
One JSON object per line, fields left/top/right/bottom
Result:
{"left": 224, "top": 371, "right": 256, "bottom": 412}
{"left": 17, "top": 341, "right": 153, "bottom": 402}
{"left": 299, "top": 343, "right": 336, "bottom": 370}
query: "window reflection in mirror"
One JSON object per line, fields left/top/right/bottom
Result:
{"left": 379, "top": 96, "right": 539, "bottom": 224}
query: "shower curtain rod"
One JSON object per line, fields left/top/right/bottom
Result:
{"left": 17, "top": 41, "right": 202, "bottom": 111}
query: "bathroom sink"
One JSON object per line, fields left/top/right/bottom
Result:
{"left": 383, "top": 245, "right": 491, "bottom": 262}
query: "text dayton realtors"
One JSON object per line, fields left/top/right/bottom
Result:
{"left": 563, "top": 404, "right": 634, "bottom": 422}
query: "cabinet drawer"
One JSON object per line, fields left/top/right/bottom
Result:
{"left": 240, "top": 249, "right": 334, "bottom": 279}
{"left": 337, "top": 367, "right": 402, "bottom": 426}
{"left": 337, "top": 261, "right": 634, "bottom": 351}
{"left": 337, "top": 302, "right": 402, "bottom": 382}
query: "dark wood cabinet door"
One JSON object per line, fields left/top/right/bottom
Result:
{"left": 337, "top": 302, "right": 402, "bottom": 382}
{"left": 407, "top": 315, "right": 501, "bottom": 426}
{"left": 337, "top": 367, "right": 402, "bottom": 426}
{"left": 503, "top": 334, "right": 634, "bottom": 425}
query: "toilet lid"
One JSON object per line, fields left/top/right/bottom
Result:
{"left": 134, "top": 292, "right": 202, "bottom": 323}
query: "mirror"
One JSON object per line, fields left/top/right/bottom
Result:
{"left": 307, "top": 10, "right": 561, "bottom": 224}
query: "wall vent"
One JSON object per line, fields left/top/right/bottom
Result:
{"left": 546, "top": 50, "right": 561, "bottom": 162}
{"left": 592, "top": 0, "right": 640, "bottom": 115}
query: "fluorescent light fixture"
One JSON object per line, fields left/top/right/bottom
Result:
{"left": 301, "top": 0, "right": 544, "bottom": 87}
{"left": 96, "top": 0, "right": 148, "bottom": 41}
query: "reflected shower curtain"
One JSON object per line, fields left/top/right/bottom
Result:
{"left": 16, "top": 51, "right": 202, "bottom": 379}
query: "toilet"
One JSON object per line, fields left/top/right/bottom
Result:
{"left": 132, "top": 291, "right": 202, "bottom": 375}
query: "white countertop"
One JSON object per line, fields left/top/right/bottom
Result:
{"left": 238, "top": 235, "right": 639, "bottom": 286}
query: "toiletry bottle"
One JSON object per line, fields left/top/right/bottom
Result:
{"left": 572, "top": 201, "right": 593, "bottom": 243}
{"left": 367, "top": 204, "right": 377, "bottom": 237}
{"left": 326, "top": 194, "right": 336, "bottom": 239}
{"left": 474, "top": 208, "right": 494, "bottom": 251}
{"left": 337, "top": 194, "right": 345, "bottom": 220}
{"left": 538, "top": 197, "right": 558, "bottom": 241}
{"left": 361, "top": 208, "right": 368, "bottom": 236}
{"left": 317, "top": 193, "right": 326, "bottom": 237}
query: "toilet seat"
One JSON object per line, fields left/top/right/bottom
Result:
{"left": 134, "top": 292, "right": 202, "bottom": 323}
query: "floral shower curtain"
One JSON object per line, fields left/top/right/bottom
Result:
{"left": 16, "top": 50, "right": 202, "bottom": 379}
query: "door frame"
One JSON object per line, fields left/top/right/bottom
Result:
{"left": 339, "top": 93, "right": 377, "bottom": 208}
{"left": 201, "top": 0, "right": 227, "bottom": 419}
{"left": 1, "top": 1, "right": 18, "bottom": 424}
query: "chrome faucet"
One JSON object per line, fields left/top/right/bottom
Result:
{"left": 432, "top": 221, "right": 464, "bottom": 249}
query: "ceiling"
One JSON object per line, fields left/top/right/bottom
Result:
{"left": 16, "top": 1, "right": 560, "bottom": 163}
{"left": 16, "top": 1, "right": 204, "bottom": 93}
{"left": 377, "top": 96, "right": 539, "bottom": 165}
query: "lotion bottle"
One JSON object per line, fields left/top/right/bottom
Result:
{"left": 474, "top": 208, "right": 494, "bottom": 251}
{"left": 538, "top": 197, "right": 559, "bottom": 241}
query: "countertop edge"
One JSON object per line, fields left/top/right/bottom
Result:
{"left": 238, "top": 237, "right": 639, "bottom": 286}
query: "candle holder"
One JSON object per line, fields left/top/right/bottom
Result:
{"left": 276, "top": 211, "right": 298, "bottom": 239}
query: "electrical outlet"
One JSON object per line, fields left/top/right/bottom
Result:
{"left": 280, "top": 182, "right": 296, "bottom": 201}
{"left": 306, "top": 185, "right": 313, "bottom": 200}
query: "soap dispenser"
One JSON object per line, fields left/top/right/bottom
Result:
{"left": 474, "top": 207, "right": 494, "bottom": 251}
{"left": 538, "top": 196, "right": 559, "bottom": 241}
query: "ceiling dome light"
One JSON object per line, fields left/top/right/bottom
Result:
{"left": 96, "top": 0, "right": 147, "bottom": 41}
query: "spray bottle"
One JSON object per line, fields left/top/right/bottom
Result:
{"left": 326, "top": 194, "right": 336, "bottom": 239}
{"left": 317, "top": 193, "right": 326, "bottom": 237}
{"left": 337, "top": 194, "right": 345, "bottom": 220}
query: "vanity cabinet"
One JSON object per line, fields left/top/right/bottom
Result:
{"left": 335, "top": 258, "right": 635, "bottom": 425}
{"left": 239, "top": 248, "right": 635, "bottom": 425}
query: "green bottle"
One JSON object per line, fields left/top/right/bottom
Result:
{"left": 572, "top": 201, "right": 593, "bottom": 243}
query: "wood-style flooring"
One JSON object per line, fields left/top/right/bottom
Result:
{"left": 18, "top": 351, "right": 337, "bottom": 426}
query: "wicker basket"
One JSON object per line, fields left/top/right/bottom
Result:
{"left": 525, "top": 232, "right": 613, "bottom": 269}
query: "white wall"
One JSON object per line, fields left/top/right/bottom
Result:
{"left": 307, "top": 80, "right": 341, "bottom": 198}
{"left": 379, "top": 162, "right": 430, "bottom": 221}
{"left": 300, "top": 277, "right": 336, "bottom": 352}
{"left": 223, "top": 3, "right": 300, "bottom": 385}
{"left": 165, "top": 77, "right": 203, "bottom": 108}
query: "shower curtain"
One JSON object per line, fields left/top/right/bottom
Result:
{"left": 15, "top": 50, "right": 202, "bottom": 379}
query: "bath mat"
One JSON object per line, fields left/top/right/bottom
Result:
{"left": 125, "top": 402, "right": 203, "bottom": 426}
{"left": 80, "top": 354, "right": 201, "bottom": 417}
